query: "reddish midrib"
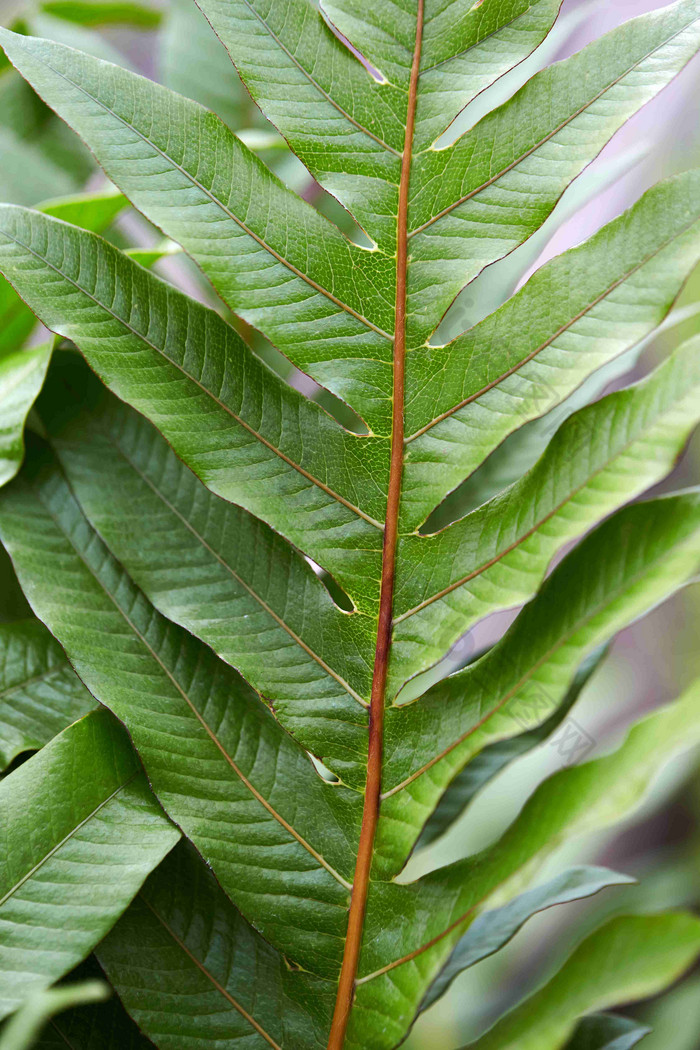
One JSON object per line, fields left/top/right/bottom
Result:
{"left": 326, "top": 3, "right": 425, "bottom": 1047}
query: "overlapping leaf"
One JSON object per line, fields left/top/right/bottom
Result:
{"left": 0, "top": 1, "right": 699, "bottom": 1046}
{"left": 0, "top": 617, "right": 94, "bottom": 770}
{"left": 0, "top": 708, "right": 178, "bottom": 1020}
{"left": 0, "top": 205, "right": 386, "bottom": 602}
{"left": 35, "top": 352, "right": 373, "bottom": 770}
{"left": 0, "top": 437, "right": 363, "bottom": 974}
{"left": 98, "top": 842, "right": 335, "bottom": 1050}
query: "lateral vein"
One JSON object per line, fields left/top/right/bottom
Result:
{"left": 39, "top": 58, "right": 395, "bottom": 340}
{"left": 139, "top": 894, "right": 284, "bottom": 1050}
{"left": 0, "top": 773, "right": 138, "bottom": 909}
{"left": 405, "top": 215, "right": 700, "bottom": 443}
{"left": 1, "top": 230, "right": 384, "bottom": 532}
{"left": 34, "top": 488, "right": 352, "bottom": 891}
{"left": 408, "top": 17, "right": 698, "bottom": 238}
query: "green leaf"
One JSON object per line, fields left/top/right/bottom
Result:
{"left": 416, "top": 647, "right": 608, "bottom": 850}
{"left": 97, "top": 841, "right": 335, "bottom": 1050}
{"left": 378, "top": 491, "right": 700, "bottom": 873}
{"left": 348, "top": 680, "right": 700, "bottom": 1048}
{"left": 194, "top": 0, "right": 555, "bottom": 247}
{"left": 465, "top": 913, "right": 700, "bottom": 1050}
{"left": 36, "top": 351, "right": 373, "bottom": 775}
{"left": 0, "top": 980, "right": 109, "bottom": 1050}
{"left": 0, "top": 205, "right": 387, "bottom": 602}
{"left": 0, "top": 617, "right": 95, "bottom": 771}
{"left": 0, "top": 437, "right": 362, "bottom": 977}
{"left": 565, "top": 1013, "right": 651, "bottom": 1050}
{"left": 402, "top": 171, "right": 700, "bottom": 527}
{"left": 37, "top": 186, "right": 128, "bottom": 230}
{"left": 4, "top": 0, "right": 696, "bottom": 411}
{"left": 420, "top": 867, "right": 637, "bottom": 1015}
{"left": 0, "top": 28, "right": 397, "bottom": 432}
{"left": 2, "top": 4, "right": 700, "bottom": 1046}
{"left": 0, "top": 708, "right": 178, "bottom": 1020}
{"left": 0, "top": 345, "right": 50, "bottom": 489}
{"left": 390, "top": 331, "right": 700, "bottom": 693}
{"left": 38, "top": 0, "right": 161, "bottom": 28}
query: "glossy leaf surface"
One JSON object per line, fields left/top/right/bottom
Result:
{"left": 0, "top": 1, "right": 699, "bottom": 1046}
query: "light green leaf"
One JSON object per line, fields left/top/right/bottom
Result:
{"left": 37, "top": 186, "right": 128, "bottom": 230}
{"left": 405, "top": 0, "right": 700, "bottom": 344}
{"left": 0, "top": 193, "right": 129, "bottom": 486}
{"left": 38, "top": 0, "right": 161, "bottom": 28}
{"left": 0, "top": 189, "right": 128, "bottom": 363}
{"left": 416, "top": 647, "right": 608, "bottom": 850}
{"left": 420, "top": 866, "right": 636, "bottom": 1015}
{"left": 0, "top": 278, "right": 36, "bottom": 361}
{"left": 123, "top": 241, "right": 180, "bottom": 268}
{"left": 0, "top": 617, "right": 95, "bottom": 771}
{"left": 0, "top": 344, "right": 50, "bottom": 489}
{"left": 465, "top": 913, "right": 700, "bottom": 1050}
{"left": 0, "top": 708, "right": 178, "bottom": 1020}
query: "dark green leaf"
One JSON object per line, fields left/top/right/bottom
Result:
{"left": 0, "top": 438, "right": 362, "bottom": 976}
{"left": 0, "top": 617, "right": 95, "bottom": 771}
{"left": 565, "top": 1013, "right": 651, "bottom": 1050}
{"left": 98, "top": 841, "right": 334, "bottom": 1050}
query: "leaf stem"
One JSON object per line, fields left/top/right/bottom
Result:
{"left": 326, "top": 2, "right": 424, "bottom": 1046}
